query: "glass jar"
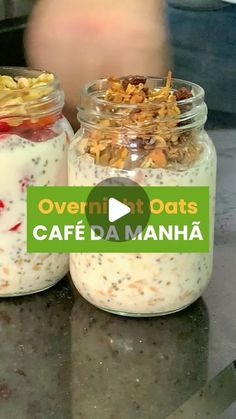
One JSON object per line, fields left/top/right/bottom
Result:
{"left": 0, "top": 67, "right": 73, "bottom": 296}
{"left": 69, "top": 75, "right": 217, "bottom": 316}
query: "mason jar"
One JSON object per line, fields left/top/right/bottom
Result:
{"left": 0, "top": 67, "right": 72, "bottom": 296}
{"left": 69, "top": 75, "right": 217, "bottom": 316}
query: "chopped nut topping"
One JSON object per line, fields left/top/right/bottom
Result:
{"left": 0, "top": 72, "right": 58, "bottom": 129}
{"left": 0, "top": 72, "right": 54, "bottom": 92}
{"left": 0, "top": 72, "right": 55, "bottom": 115}
{"left": 82, "top": 72, "right": 201, "bottom": 169}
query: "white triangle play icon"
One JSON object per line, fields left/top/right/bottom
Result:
{"left": 108, "top": 198, "right": 131, "bottom": 223}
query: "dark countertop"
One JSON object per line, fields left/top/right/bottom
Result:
{"left": 0, "top": 112, "right": 235, "bottom": 419}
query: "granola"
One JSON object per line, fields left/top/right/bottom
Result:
{"left": 82, "top": 72, "right": 201, "bottom": 170}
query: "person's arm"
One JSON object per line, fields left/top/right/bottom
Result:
{"left": 25, "top": 0, "right": 169, "bottom": 128}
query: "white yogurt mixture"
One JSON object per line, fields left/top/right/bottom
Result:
{"left": 0, "top": 133, "right": 68, "bottom": 296}
{"left": 69, "top": 132, "right": 217, "bottom": 315}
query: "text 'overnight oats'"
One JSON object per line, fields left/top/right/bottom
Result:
{"left": 0, "top": 67, "right": 72, "bottom": 296}
{"left": 69, "top": 73, "right": 217, "bottom": 316}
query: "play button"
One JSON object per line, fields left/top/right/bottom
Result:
{"left": 85, "top": 177, "right": 150, "bottom": 242}
{"left": 108, "top": 198, "right": 131, "bottom": 222}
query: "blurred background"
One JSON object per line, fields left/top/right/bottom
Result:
{"left": 0, "top": 0, "right": 235, "bottom": 128}
{"left": 0, "top": 0, "right": 35, "bottom": 65}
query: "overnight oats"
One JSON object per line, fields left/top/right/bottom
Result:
{"left": 69, "top": 74, "right": 217, "bottom": 316}
{"left": 0, "top": 67, "right": 72, "bottom": 296}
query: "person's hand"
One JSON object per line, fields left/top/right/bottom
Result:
{"left": 25, "top": 0, "right": 169, "bottom": 129}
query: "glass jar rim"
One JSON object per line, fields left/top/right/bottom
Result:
{"left": 77, "top": 76, "right": 207, "bottom": 132}
{"left": 0, "top": 66, "right": 59, "bottom": 93}
{"left": 78, "top": 76, "right": 205, "bottom": 110}
{"left": 0, "top": 66, "right": 64, "bottom": 119}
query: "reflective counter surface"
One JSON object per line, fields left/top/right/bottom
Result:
{"left": 0, "top": 112, "right": 235, "bottom": 419}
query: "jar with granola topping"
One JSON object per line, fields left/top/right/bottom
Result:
{"left": 0, "top": 67, "right": 72, "bottom": 296}
{"left": 69, "top": 73, "right": 217, "bottom": 316}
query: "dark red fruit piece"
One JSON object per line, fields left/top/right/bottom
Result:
{"left": 9, "top": 222, "right": 21, "bottom": 231}
{"left": 122, "top": 75, "right": 147, "bottom": 89}
{"left": 0, "top": 121, "right": 10, "bottom": 132}
{"left": 174, "top": 87, "right": 193, "bottom": 101}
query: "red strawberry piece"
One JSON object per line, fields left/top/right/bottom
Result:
{"left": 0, "top": 200, "right": 4, "bottom": 209}
{"left": 0, "top": 134, "right": 9, "bottom": 141}
{"left": 0, "top": 121, "right": 10, "bottom": 132}
{"left": 18, "top": 127, "right": 56, "bottom": 142}
{"left": 9, "top": 222, "right": 21, "bottom": 231}
{"left": 20, "top": 176, "right": 30, "bottom": 193}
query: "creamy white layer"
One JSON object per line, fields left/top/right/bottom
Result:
{"left": 0, "top": 133, "right": 68, "bottom": 296}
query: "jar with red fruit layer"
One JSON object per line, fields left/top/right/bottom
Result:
{"left": 0, "top": 67, "right": 72, "bottom": 296}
